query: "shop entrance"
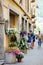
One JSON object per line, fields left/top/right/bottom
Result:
{"left": 5, "top": 10, "right": 19, "bottom": 49}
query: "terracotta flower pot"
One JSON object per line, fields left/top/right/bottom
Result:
{"left": 17, "top": 58, "right": 22, "bottom": 62}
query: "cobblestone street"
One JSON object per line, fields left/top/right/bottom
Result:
{"left": 5, "top": 40, "right": 43, "bottom": 65}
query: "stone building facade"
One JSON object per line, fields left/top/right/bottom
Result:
{"left": 0, "top": 0, "right": 36, "bottom": 60}
{"left": 0, "top": 0, "right": 5, "bottom": 59}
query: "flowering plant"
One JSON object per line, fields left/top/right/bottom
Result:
{"left": 18, "top": 31, "right": 28, "bottom": 50}
{"left": 6, "top": 28, "right": 19, "bottom": 35}
{"left": 16, "top": 52, "right": 24, "bottom": 59}
{"left": 6, "top": 27, "right": 19, "bottom": 48}
{"left": 20, "top": 31, "right": 27, "bottom": 36}
{"left": 8, "top": 48, "right": 24, "bottom": 59}
{"left": 8, "top": 49, "right": 20, "bottom": 55}
{"left": 8, "top": 47, "right": 20, "bottom": 55}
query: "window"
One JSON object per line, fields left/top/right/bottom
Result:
{"left": 31, "top": 0, "right": 35, "bottom": 2}
{"left": 25, "top": 0, "right": 29, "bottom": 12}
{"left": 10, "top": 13, "right": 15, "bottom": 28}
{"left": 27, "top": 0, "right": 29, "bottom": 12}
{"left": 25, "top": 0, "right": 26, "bottom": 10}
{"left": 22, "top": 18, "right": 24, "bottom": 30}
{"left": 19, "top": 0, "right": 22, "bottom": 4}
{"left": 29, "top": 23, "right": 31, "bottom": 31}
{"left": 5, "top": 20, "right": 8, "bottom": 33}
{"left": 25, "top": 20, "right": 27, "bottom": 31}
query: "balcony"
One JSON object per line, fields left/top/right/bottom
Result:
{"left": 32, "top": 21, "right": 35, "bottom": 24}
{"left": 31, "top": 15, "right": 35, "bottom": 18}
{"left": 31, "top": 0, "right": 35, "bottom": 2}
{"left": 13, "top": 0, "right": 31, "bottom": 19}
{"left": 13, "top": 0, "right": 23, "bottom": 5}
{"left": 13, "top": 0, "right": 20, "bottom": 4}
{"left": 32, "top": 23, "right": 36, "bottom": 28}
{"left": 33, "top": 24, "right": 36, "bottom": 28}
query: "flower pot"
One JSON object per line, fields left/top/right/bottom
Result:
{"left": 5, "top": 53, "right": 16, "bottom": 63}
{"left": 17, "top": 58, "right": 22, "bottom": 62}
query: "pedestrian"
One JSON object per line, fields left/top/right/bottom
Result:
{"left": 30, "top": 31, "right": 35, "bottom": 49}
{"left": 32, "top": 34, "right": 35, "bottom": 47}
{"left": 27, "top": 33, "right": 31, "bottom": 49}
{"left": 38, "top": 31, "right": 41, "bottom": 47}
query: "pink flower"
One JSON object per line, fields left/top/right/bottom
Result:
{"left": 12, "top": 49, "right": 20, "bottom": 54}
{"left": 8, "top": 49, "right": 20, "bottom": 55}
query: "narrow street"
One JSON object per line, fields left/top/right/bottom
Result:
{"left": 5, "top": 40, "right": 43, "bottom": 65}
{"left": 0, "top": 0, "right": 43, "bottom": 65}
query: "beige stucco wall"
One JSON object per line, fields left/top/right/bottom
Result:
{"left": 3, "top": 0, "right": 24, "bottom": 15}
{"left": 3, "top": 6, "right": 9, "bottom": 20}
{"left": 3, "top": 0, "right": 32, "bottom": 49}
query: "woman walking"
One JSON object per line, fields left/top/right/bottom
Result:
{"left": 30, "top": 32, "right": 35, "bottom": 49}
{"left": 27, "top": 33, "right": 31, "bottom": 49}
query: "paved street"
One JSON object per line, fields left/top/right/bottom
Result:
{"left": 0, "top": 60, "right": 4, "bottom": 65}
{"left": 5, "top": 40, "right": 43, "bottom": 65}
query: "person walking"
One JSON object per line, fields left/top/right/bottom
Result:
{"left": 38, "top": 31, "right": 41, "bottom": 47}
{"left": 32, "top": 34, "right": 35, "bottom": 47}
{"left": 30, "top": 31, "right": 35, "bottom": 49}
{"left": 27, "top": 33, "right": 31, "bottom": 49}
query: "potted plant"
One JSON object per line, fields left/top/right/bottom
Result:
{"left": 5, "top": 52, "right": 16, "bottom": 63}
{"left": 18, "top": 31, "right": 28, "bottom": 54}
{"left": 16, "top": 52, "right": 24, "bottom": 62}
{"left": 5, "top": 28, "right": 19, "bottom": 63}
